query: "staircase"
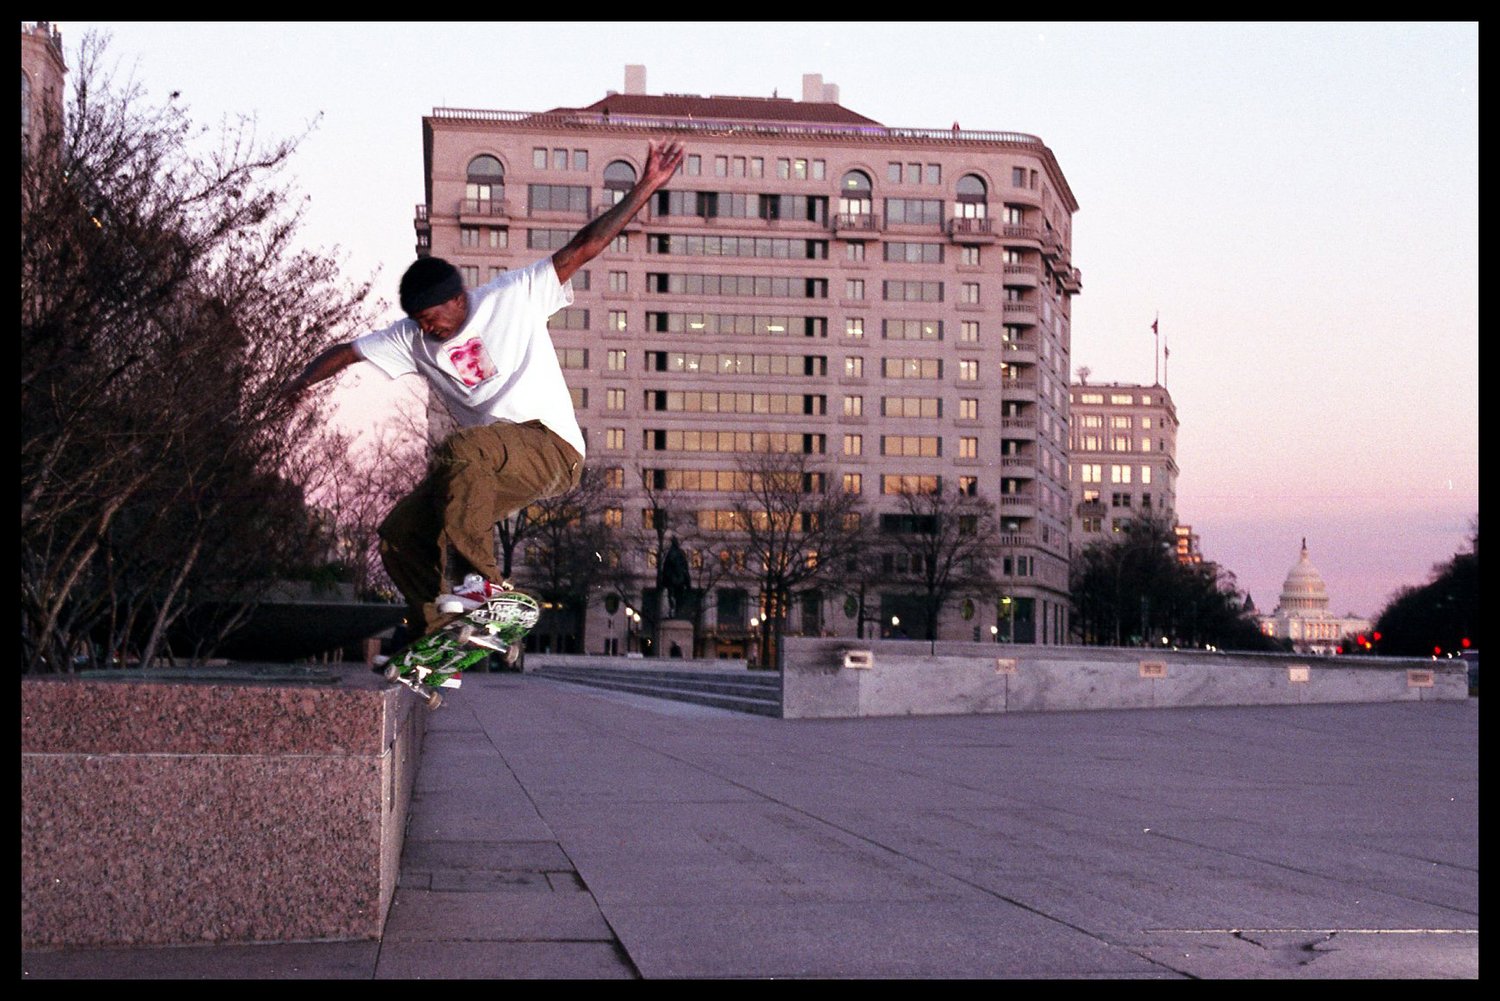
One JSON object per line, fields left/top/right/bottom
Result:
{"left": 531, "top": 660, "right": 782, "bottom": 717}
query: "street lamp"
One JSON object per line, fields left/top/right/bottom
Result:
{"left": 990, "top": 624, "right": 999, "bottom": 643}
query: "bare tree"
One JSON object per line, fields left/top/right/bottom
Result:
{"left": 728, "top": 450, "right": 869, "bottom": 668}
{"left": 291, "top": 400, "right": 429, "bottom": 601}
{"left": 21, "top": 34, "right": 370, "bottom": 672}
{"left": 509, "top": 465, "right": 631, "bottom": 653}
{"left": 875, "top": 486, "right": 1002, "bottom": 643}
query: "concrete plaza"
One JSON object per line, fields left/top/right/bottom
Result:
{"left": 22, "top": 673, "right": 1478, "bottom": 979}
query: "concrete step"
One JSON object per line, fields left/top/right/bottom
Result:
{"left": 535, "top": 666, "right": 782, "bottom": 717}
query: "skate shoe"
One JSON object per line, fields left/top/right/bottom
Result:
{"left": 436, "top": 573, "right": 512, "bottom": 614}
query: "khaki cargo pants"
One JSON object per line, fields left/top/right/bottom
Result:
{"left": 378, "top": 420, "right": 581, "bottom": 636}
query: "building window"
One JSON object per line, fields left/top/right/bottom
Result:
{"left": 1141, "top": 466, "right": 1152, "bottom": 484}
{"left": 883, "top": 319, "right": 942, "bottom": 341}
{"left": 609, "top": 234, "right": 628, "bottom": 254}
{"left": 606, "top": 388, "right": 626, "bottom": 410}
{"left": 569, "top": 386, "right": 587, "bottom": 409}
{"left": 607, "top": 349, "right": 627, "bottom": 370}
{"left": 1081, "top": 463, "right": 1102, "bottom": 483}
{"left": 605, "top": 428, "right": 625, "bottom": 449}
{"left": 843, "top": 395, "right": 863, "bottom": 416}
{"left": 608, "top": 310, "right": 628, "bottom": 332}
{"left": 842, "top": 473, "right": 862, "bottom": 494}
{"left": 958, "top": 437, "right": 979, "bottom": 459}
{"left": 604, "top": 507, "right": 623, "bottom": 528}
{"left": 845, "top": 279, "right": 865, "bottom": 300}
{"left": 686, "top": 154, "right": 702, "bottom": 175}
{"left": 883, "top": 358, "right": 942, "bottom": 380}
{"left": 959, "top": 321, "right": 979, "bottom": 343}
{"left": 925, "top": 164, "right": 941, "bottom": 185}
{"left": 955, "top": 174, "right": 988, "bottom": 219}
{"left": 460, "top": 265, "right": 480, "bottom": 286}
{"left": 884, "top": 198, "right": 944, "bottom": 225}
{"left": 528, "top": 184, "right": 590, "bottom": 213}
{"left": 959, "top": 398, "right": 978, "bottom": 420}
{"left": 839, "top": 170, "right": 873, "bottom": 220}
{"left": 715, "top": 155, "right": 728, "bottom": 177}
{"left": 958, "top": 476, "right": 978, "bottom": 496}
{"left": 844, "top": 356, "right": 864, "bottom": 379}
{"left": 960, "top": 282, "right": 980, "bottom": 304}
{"left": 466, "top": 155, "right": 506, "bottom": 209}
{"left": 960, "top": 245, "right": 980, "bottom": 266}
{"left": 552, "top": 148, "right": 568, "bottom": 170}
{"left": 884, "top": 242, "right": 944, "bottom": 264}
{"left": 845, "top": 318, "right": 864, "bottom": 339}
{"left": 603, "top": 160, "right": 637, "bottom": 205}
{"left": 1111, "top": 465, "right": 1132, "bottom": 484}
{"left": 846, "top": 241, "right": 866, "bottom": 262}
{"left": 958, "top": 359, "right": 979, "bottom": 381}
{"left": 843, "top": 434, "right": 862, "bottom": 456}
{"left": 609, "top": 271, "right": 628, "bottom": 293}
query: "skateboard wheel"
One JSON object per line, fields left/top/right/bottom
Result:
{"left": 426, "top": 691, "right": 443, "bottom": 709}
{"left": 383, "top": 662, "right": 401, "bottom": 681}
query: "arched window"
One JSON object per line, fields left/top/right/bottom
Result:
{"left": 466, "top": 155, "right": 505, "bottom": 207}
{"left": 839, "top": 170, "right": 872, "bottom": 217}
{"left": 603, "top": 160, "right": 637, "bottom": 205}
{"left": 955, "top": 174, "right": 987, "bottom": 219}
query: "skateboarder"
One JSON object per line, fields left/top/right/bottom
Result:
{"left": 286, "top": 139, "right": 686, "bottom": 646}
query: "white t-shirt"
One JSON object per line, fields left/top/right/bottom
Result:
{"left": 353, "top": 257, "right": 585, "bottom": 458}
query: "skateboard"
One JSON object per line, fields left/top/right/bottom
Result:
{"left": 381, "top": 588, "right": 541, "bottom": 708}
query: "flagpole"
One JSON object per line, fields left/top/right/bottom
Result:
{"left": 1152, "top": 313, "right": 1160, "bottom": 386}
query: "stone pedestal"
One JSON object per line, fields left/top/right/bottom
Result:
{"left": 21, "top": 665, "right": 423, "bottom": 948}
{"left": 658, "top": 618, "right": 695, "bottom": 658}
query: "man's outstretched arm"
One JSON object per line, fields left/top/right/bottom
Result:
{"left": 552, "top": 140, "right": 685, "bottom": 283}
{"left": 283, "top": 341, "right": 361, "bottom": 404}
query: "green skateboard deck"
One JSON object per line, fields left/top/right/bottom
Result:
{"left": 382, "top": 589, "right": 541, "bottom": 708}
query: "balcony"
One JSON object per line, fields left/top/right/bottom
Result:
{"left": 1003, "top": 263, "right": 1040, "bottom": 286}
{"left": 1001, "top": 417, "right": 1037, "bottom": 439}
{"left": 413, "top": 203, "right": 429, "bottom": 224}
{"left": 459, "top": 197, "right": 511, "bottom": 220}
{"left": 1076, "top": 499, "right": 1107, "bottom": 519}
{"left": 945, "top": 217, "right": 996, "bottom": 244}
{"left": 1000, "top": 223, "right": 1042, "bottom": 248}
{"left": 1002, "top": 301, "right": 1038, "bottom": 323}
{"left": 1057, "top": 266, "right": 1083, "bottom": 293}
{"left": 1001, "top": 338, "right": 1038, "bottom": 363}
{"left": 831, "top": 213, "right": 882, "bottom": 239}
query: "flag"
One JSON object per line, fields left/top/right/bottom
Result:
{"left": 1151, "top": 317, "right": 1158, "bottom": 334}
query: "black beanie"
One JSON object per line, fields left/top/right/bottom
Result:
{"left": 399, "top": 257, "right": 464, "bottom": 315}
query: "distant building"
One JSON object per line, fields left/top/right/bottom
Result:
{"left": 1258, "top": 540, "right": 1370, "bottom": 655}
{"left": 1174, "top": 523, "right": 1202, "bottom": 565}
{"left": 21, "top": 21, "right": 66, "bottom": 156}
{"left": 415, "top": 67, "right": 1083, "bottom": 652}
{"left": 1066, "top": 381, "right": 1179, "bottom": 549}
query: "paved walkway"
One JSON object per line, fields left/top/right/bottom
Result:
{"left": 23, "top": 675, "right": 1479, "bottom": 979}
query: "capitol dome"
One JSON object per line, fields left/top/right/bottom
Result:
{"left": 1278, "top": 539, "right": 1331, "bottom": 613}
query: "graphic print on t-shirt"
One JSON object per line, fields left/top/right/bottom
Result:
{"left": 446, "top": 337, "right": 497, "bottom": 387}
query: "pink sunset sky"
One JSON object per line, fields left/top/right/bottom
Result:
{"left": 57, "top": 21, "right": 1478, "bottom": 618}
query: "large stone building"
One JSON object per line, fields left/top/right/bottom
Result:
{"left": 1258, "top": 540, "right": 1371, "bottom": 655}
{"left": 21, "top": 21, "right": 66, "bottom": 154}
{"left": 1066, "top": 381, "right": 1179, "bottom": 550}
{"left": 415, "top": 68, "right": 1081, "bottom": 654}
